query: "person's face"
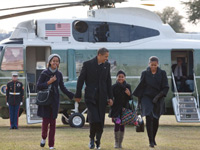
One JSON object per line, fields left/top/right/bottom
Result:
{"left": 50, "top": 57, "right": 60, "bottom": 69}
{"left": 12, "top": 76, "right": 18, "bottom": 81}
{"left": 177, "top": 59, "right": 183, "bottom": 66}
{"left": 98, "top": 52, "right": 109, "bottom": 63}
{"left": 149, "top": 61, "right": 159, "bottom": 72}
{"left": 117, "top": 74, "right": 125, "bottom": 84}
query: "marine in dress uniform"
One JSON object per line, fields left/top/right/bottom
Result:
{"left": 6, "top": 72, "right": 24, "bottom": 129}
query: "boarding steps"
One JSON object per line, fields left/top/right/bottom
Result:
{"left": 172, "top": 95, "right": 200, "bottom": 122}
{"left": 172, "top": 73, "right": 200, "bottom": 122}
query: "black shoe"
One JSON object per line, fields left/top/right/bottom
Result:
{"left": 14, "top": 127, "right": 18, "bottom": 129}
{"left": 95, "top": 141, "right": 101, "bottom": 149}
{"left": 149, "top": 141, "right": 154, "bottom": 148}
{"left": 153, "top": 140, "right": 157, "bottom": 146}
{"left": 89, "top": 139, "right": 95, "bottom": 149}
{"left": 40, "top": 139, "right": 46, "bottom": 147}
{"left": 40, "top": 143, "right": 45, "bottom": 148}
{"left": 10, "top": 127, "right": 14, "bottom": 130}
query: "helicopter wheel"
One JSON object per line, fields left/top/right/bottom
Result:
{"left": 69, "top": 113, "right": 85, "bottom": 128}
{"left": 61, "top": 112, "right": 69, "bottom": 125}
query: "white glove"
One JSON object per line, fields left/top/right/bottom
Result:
{"left": 20, "top": 102, "right": 23, "bottom": 106}
{"left": 6, "top": 102, "right": 9, "bottom": 106}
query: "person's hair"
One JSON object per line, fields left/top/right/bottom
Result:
{"left": 97, "top": 47, "right": 109, "bottom": 55}
{"left": 116, "top": 70, "right": 126, "bottom": 77}
{"left": 149, "top": 56, "right": 159, "bottom": 63}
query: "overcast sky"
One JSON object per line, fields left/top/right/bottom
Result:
{"left": 0, "top": 0, "right": 199, "bottom": 33}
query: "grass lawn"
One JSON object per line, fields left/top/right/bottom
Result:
{"left": 0, "top": 114, "right": 200, "bottom": 150}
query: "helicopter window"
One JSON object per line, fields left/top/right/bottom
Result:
{"left": 1, "top": 47, "right": 24, "bottom": 70}
{"left": 72, "top": 21, "right": 160, "bottom": 42}
{"left": 94, "top": 23, "right": 109, "bottom": 42}
{"left": 74, "top": 21, "right": 88, "bottom": 33}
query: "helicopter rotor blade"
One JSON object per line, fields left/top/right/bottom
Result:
{"left": 0, "top": 3, "right": 84, "bottom": 20}
{"left": 0, "top": 1, "right": 85, "bottom": 11}
{"left": 141, "top": 4, "right": 155, "bottom": 6}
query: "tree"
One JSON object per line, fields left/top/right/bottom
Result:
{"left": 184, "top": 0, "right": 200, "bottom": 24}
{"left": 155, "top": 7, "right": 185, "bottom": 33}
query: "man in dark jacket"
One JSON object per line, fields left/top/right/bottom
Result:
{"left": 6, "top": 72, "right": 24, "bottom": 129}
{"left": 172, "top": 58, "right": 187, "bottom": 92}
{"left": 75, "top": 47, "right": 113, "bottom": 149}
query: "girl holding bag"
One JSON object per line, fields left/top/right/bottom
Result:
{"left": 133, "top": 56, "right": 169, "bottom": 148}
{"left": 109, "top": 70, "right": 132, "bottom": 149}
{"left": 37, "top": 54, "right": 74, "bottom": 150}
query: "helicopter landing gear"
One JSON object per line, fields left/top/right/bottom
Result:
{"left": 68, "top": 102, "right": 87, "bottom": 128}
{"left": 61, "top": 111, "right": 69, "bottom": 125}
{"left": 69, "top": 113, "right": 85, "bottom": 128}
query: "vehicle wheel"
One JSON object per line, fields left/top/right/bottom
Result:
{"left": 69, "top": 113, "right": 85, "bottom": 128}
{"left": 61, "top": 112, "right": 69, "bottom": 125}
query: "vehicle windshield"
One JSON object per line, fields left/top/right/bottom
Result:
{"left": 1, "top": 46, "right": 24, "bottom": 70}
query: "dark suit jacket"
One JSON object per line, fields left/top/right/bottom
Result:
{"left": 172, "top": 64, "right": 187, "bottom": 77}
{"left": 75, "top": 57, "right": 112, "bottom": 125}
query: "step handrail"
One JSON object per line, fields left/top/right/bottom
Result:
{"left": 193, "top": 73, "right": 199, "bottom": 108}
{"left": 172, "top": 72, "right": 180, "bottom": 115}
{"left": 26, "top": 74, "right": 31, "bottom": 101}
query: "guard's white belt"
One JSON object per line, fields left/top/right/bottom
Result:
{"left": 9, "top": 92, "right": 20, "bottom": 95}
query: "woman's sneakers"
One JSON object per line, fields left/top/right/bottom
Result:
{"left": 49, "top": 147, "right": 56, "bottom": 149}
{"left": 40, "top": 139, "right": 46, "bottom": 147}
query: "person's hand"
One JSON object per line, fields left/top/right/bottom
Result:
{"left": 108, "top": 99, "right": 113, "bottom": 106}
{"left": 6, "top": 102, "right": 9, "bottom": 106}
{"left": 48, "top": 75, "right": 57, "bottom": 85}
{"left": 153, "top": 92, "right": 164, "bottom": 103}
{"left": 125, "top": 88, "right": 131, "bottom": 96}
{"left": 75, "top": 98, "right": 81, "bottom": 103}
{"left": 20, "top": 102, "right": 23, "bottom": 106}
{"left": 153, "top": 96, "right": 159, "bottom": 103}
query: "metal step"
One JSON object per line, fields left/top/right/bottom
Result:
{"left": 180, "top": 112, "right": 198, "bottom": 115}
{"left": 177, "top": 92, "right": 193, "bottom": 96}
{"left": 179, "top": 96, "right": 194, "bottom": 102}
{"left": 180, "top": 114, "right": 199, "bottom": 120}
{"left": 180, "top": 108, "right": 197, "bottom": 113}
{"left": 179, "top": 103, "right": 196, "bottom": 108}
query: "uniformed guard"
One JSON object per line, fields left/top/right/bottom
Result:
{"left": 6, "top": 72, "right": 24, "bottom": 129}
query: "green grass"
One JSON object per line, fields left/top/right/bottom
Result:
{"left": 0, "top": 115, "right": 200, "bottom": 150}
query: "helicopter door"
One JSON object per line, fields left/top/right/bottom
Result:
{"left": 25, "top": 46, "right": 51, "bottom": 124}
{"left": 171, "top": 50, "right": 194, "bottom": 93}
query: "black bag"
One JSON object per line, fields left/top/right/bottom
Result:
{"left": 136, "top": 115, "right": 144, "bottom": 132}
{"left": 136, "top": 103, "right": 144, "bottom": 132}
{"left": 36, "top": 73, "right": 53, "bottom": 106}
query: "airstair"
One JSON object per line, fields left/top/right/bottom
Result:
{"left": 172, "top": 73, "right": 200, "bottom": 122}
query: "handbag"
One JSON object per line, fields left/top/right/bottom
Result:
{"left": 136, "top": 115, "right": 144, "bottom": 132}
{"left": 135, "top": 103, "right": 144, "bottom": 132}
{"left": 120, "top": 107, "right": 138, "bottom": 125}
{"left": 36, "top": 73, "right": 53, "bottom": 106}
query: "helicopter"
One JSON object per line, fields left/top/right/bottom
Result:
{"left": 0, "top": 0, "right": 200, "bottom": 128}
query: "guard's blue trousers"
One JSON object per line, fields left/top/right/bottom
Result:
{"left": 9, "top": 105, "right": 20, "bottom": 128}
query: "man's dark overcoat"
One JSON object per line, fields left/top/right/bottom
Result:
{"left": 75, "top": 57, "right": 112, "bottom": 126}
{"left": 133, "top": 67, "right": 169, "bottom": 119}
